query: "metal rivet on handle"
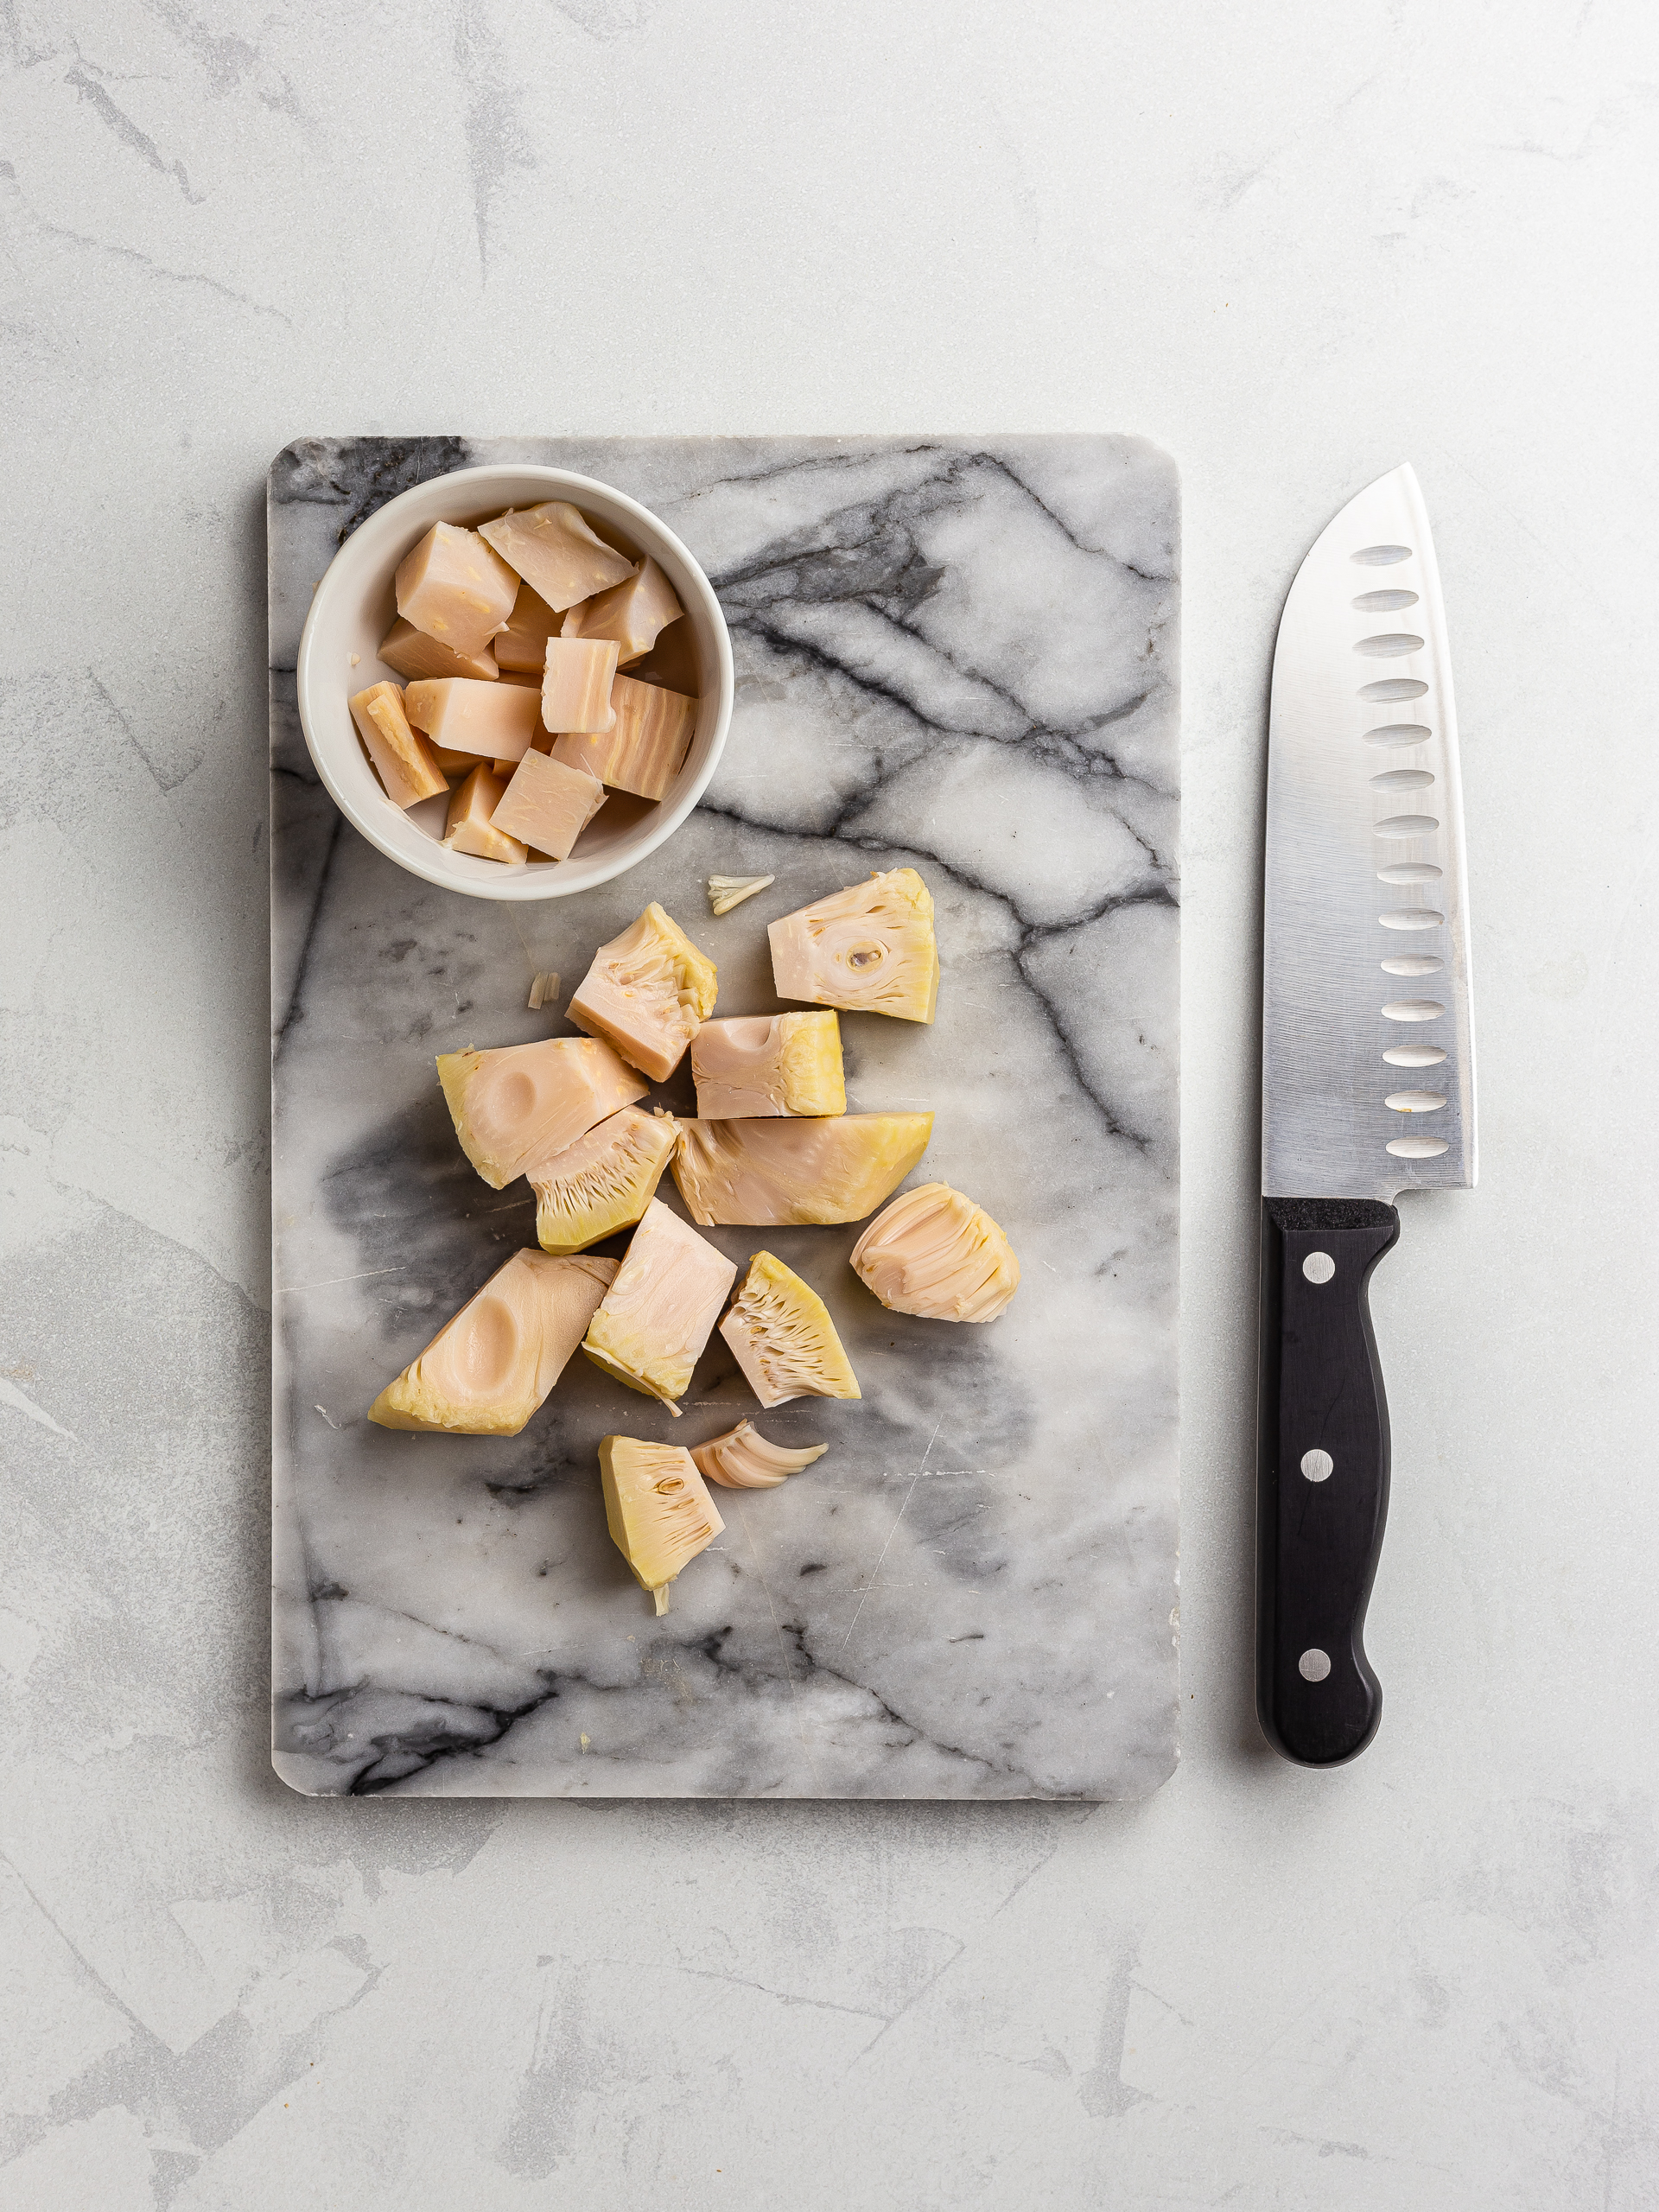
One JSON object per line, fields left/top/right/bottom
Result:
{"left": 1300, "top": 1449, "right": 1333, "bottom": 1482}
{"left": 1299, "top": 1649, "right": 1332, "bottom": 1682}
{"left": 1302, "top": 1252, "right": 1335, "bottom": 1284}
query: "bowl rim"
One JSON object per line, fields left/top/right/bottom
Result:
{"left": 294, "top": 462, "right": 734, "bottom": 902}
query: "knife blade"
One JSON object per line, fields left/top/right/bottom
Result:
{"left": 1256, "top": 463, "right": 1476, "bottom": 1767}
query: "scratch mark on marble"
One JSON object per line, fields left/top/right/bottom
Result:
{"left": 621, "top": 1960, "right": 888, "bottom": 2023}
{"left": 0, "top": 1376, "right": 76, "bottom": 1440}
{"left": 729, "top": 1493, "right": 823, "bottom": 1789}
{"left": 279, "top": 1266, "right": 409, "bottom": 1294}
{"left": 454, "top": 1, "right": 534, "bottom": 276}
{"left": 851, "top": 1934, "right": 968, "bottom": 2058}
{"left": 836, "top": 1414, "right": 943, "bottom": 1655}
{"left": 64, "top": 65, "right": 204, "bottom": 202}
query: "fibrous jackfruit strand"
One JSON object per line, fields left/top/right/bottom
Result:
{"left": 690, "top": 1420, "right": 828, "bottom": 1490}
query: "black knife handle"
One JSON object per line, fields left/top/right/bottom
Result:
{"left": 1255, "top": 1195, "right": 1401, "bottom": 1766}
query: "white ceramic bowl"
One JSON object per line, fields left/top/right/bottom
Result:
{"left": 295, "top": 465, "right": 733, "bottom": 900}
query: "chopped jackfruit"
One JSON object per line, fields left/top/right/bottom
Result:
{"left": 706, "top": 874, "right": 775, "bottom": 917}
{"left": 690, "top": 1420, "right": 828, "bottom": 1491}
{"left": 550, "top": 675, "right": 696, "bottom": 802}
{"left": 690, "top": 1013, "right": 845, "bottom": 1121}
{"left": 529, "top": 1107, "right": 679, "bottom": 1255}
{"left": 442, "top": 764, "right": 527, "bottom": 865}
{"left": 348, "top": 682, "right": 448, "bottom": 808}
{"left": 567, "top": 902, "right": 718, "bottom": 1083}
{"left": 437, "top": 1036, "right": 647, "bottom": 1190}
{"left": 479, "top": 503, "right": 634, "bottom": 611}
{"left": 671, "top": 1114, "right": 932, "bottom": 1226}
{"left": 600, "top": 1435, "right": 725, "bottom": 1613}
{"left": 769, "top": 868, "right": 939, "bottom": 1023}
{"left": 368, "top": 1250, "right": 616, "bottom": 1435}
{"left": 582, "top": 1198, "right": 737, "bottom": 1412}
{"left": 563, "top": 558, "right": 684, "bottom": 665}
{"left": 850, "top": 1182, "right": 1020, "bottom": 1323}
{"left": 493, "top": 580, "right": 563, "bottom": 672}
{"left": 394, "top": 523, "right": 519, "bottom": 658}
{"left": 378, "top": 619, "right": 499, "bottom": 684}
{"left": 720, "top": 1251, "right": 861, "bottom": 1408}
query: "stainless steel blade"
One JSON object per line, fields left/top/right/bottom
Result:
{"left": 1262, "top": 465, "right": 1476, "bottom": 1201}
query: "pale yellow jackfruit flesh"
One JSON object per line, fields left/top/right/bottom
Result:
{"left": 671, "top": 1114, "right": 932, "bottom": 1227}
{"left": 600, "top": 1435, "right": 725, "bottom": 1612}
{"left": 478, "top": 503, "right": 634, "bottom": 612}
{"left": 348, "top": 683, "right": 448, "bottom": 808}
{"left": 437, "top": 1037, "right": 647, "bottom": 1190}
{"left": 369, "top": 1250, "right": 616, "bottom": 1435}
{"left": 567, "top": 902, "right": 718, "bottom": 1084}
{"left": 850, "top": 1182, "right": 1020, "bottom": 1323}
{"left": 690, "top": 1419, "right": 828, "bottom": 1491}
{"left": 563, "top": 557, "right": 684, "bottom": 665}
{"left": 493, "top": 580, "right": 563, "bottom": 672}
{"left": 378, "top": 619, "right": 499, "bottom": 685}
{"left": 529, "top": 1107, "right": 679, "bottom": 1255}
{"left": 768, "top": 868, "right": 939, "bottom": 1024}
{"left": 394, "top": 523, "right": 519, "bottom": 658}
{"left": 582, "top": 1198, "right": 737, "bottom": 1413}
{"left": 690, "top": 1012, "right": 845, "bottom": 1121}
{"left": 719, "top": 1251, "right": 861, "bottom": 1409}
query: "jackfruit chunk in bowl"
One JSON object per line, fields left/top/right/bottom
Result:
{"left": 768, "top": 868, "right": 938, "bottom": 1023}
{"left": 850, "top": 1182, "right": 1020, "bottom": 1323}
{"left": 368, "top": 1249, "right": 617, "bottom": 1435}
{"left": 567, "top": 901, "right": 718, "bottom": 1083}
{"left": 438, "top": 1036, "right": 646, "bottom": 1189}
{"left": 582, "top": 1198, "right": 736, "bottom": 1412}
{"left": 720, "top": 1251, "right": 861, "bottom": 1408}
{"left": 690, "top": 1420, "right": 828, "bottom": 1490}
{"left": 672, "top": 1114, "right": 932, "bottom": 1226}
{"left": 529, "top": 1107, "right": 678, "bottom": 1255}
{"left": 600, "top": 1434, "right": 725, "bottom": 1614}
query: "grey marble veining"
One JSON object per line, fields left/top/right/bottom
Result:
{"left": 269, "top": 435, "right": 1179, "bottom": 1799}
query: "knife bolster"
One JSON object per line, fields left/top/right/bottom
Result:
{"left": 1255, "top": 1195, "right": 1401, "bottom": 1766}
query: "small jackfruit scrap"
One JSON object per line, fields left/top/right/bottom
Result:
{"left": 493, "top": 580, "right": 563, "bottom": 673}
{"left": 394, "top": 522, "right": 519, "bottom": 658}
{"left": 550, "top": 675, "right": 696, "bottom": 803}
{"left": 567, "top": 902, "right": 718, "bottom": 1083}
{"left": 527, "top": 971, "right": 560, "bottom": 1011}
{"left": 599, "top": 1435, "right": 725, "bottom": 1614}
{"left": 850, "top": 1182, "right": 1020, "bottom": 1323}
{"left": 442, "top": 764, "right": 527, "bottom": 865}
{"left": 378, "top": 619, "right": 500, "bottom": 685}
{"left": 348, "top": 682, "right": 448, "bottom": 809}
{"left": 582, "top": 1198, "right": 736, "bottom": 1413}
{"left": 368, "top": 1250, "right": 616, "bottom": 1435}
{"left": 706, "top": 874, "right": 774, "bottom": 917}
{"left": 529, "top": 1106, "right": 679, "bottom": 1255}
{"left": 490, "top": 752, "right": 608, "bottom": 861}
{"left": 690, "top": 1420, "right": 828, "bottom": 1491}
{"left": 690, "top": 1013, "right": 845, "bottom": 1122}
{"left": 720, "top": 1251, "right": 861, "bottom": 1408}
{"left": 478, "top": 502, "right": 634, "bottom": 611}
{"left": 437, "top": 1037, "right": 647, "bottom": 1190}
{"left": 672, "top": 1114, "right": 932, "bottom": 1227}
{"left": 541, "top": 637, "right": 620, "bottom": 734}
{"left": 769, "top": 868, "right": 939, "bottom": 1023}
{"left": 562, "top": 557, "right": 684, "bottom": 665}
{"left": 404, "top": 677, "right": 541, "bottom": 764}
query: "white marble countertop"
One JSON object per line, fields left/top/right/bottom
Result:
{"left": 3, "top": 1, "right": 1655, "bottom": 2204}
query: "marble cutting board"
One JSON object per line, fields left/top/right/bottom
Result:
{"left": 269, "top": 435, "right": 1180, "bottom": 1800}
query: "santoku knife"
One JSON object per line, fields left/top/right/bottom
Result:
{"left": 1257, "top": 464, "right": 1476, "bottom": 1766}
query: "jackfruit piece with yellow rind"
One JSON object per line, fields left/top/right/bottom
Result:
{"left": 768, "top": 868, "right": 939, "bottom": 1023}
{"left": 600, "top": 1435, "right": 725, "bottom": 1613}
{"left": 567, "top": 902, "right": 718, "bottom": 1083}
{"left": 671, "top": 1114, "right": 932, "bottom": 1226}
{"left": 690, "top": 1420, "right": 828, "bottom": 1491}
{"left": 437, "top": 1036, "right": 646, "bottom": 1190}
{"left": 582, "top": 1198, "right": 736, "bottom": 1412}
{"left": 690, "top": 1012, "right": 845, "bottom": 1120}
{"left": 369, "top": 1250, "right": 617, "bottom": 1435}
{"left": 719, "top": 1251, "right": 861, "bottom": 1409}
{"left": 529, "top": 1107, "right": 678, "bottom": 1255}
{"left": 850, "top": 1181, "right": 1020, "bottom": 1323}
